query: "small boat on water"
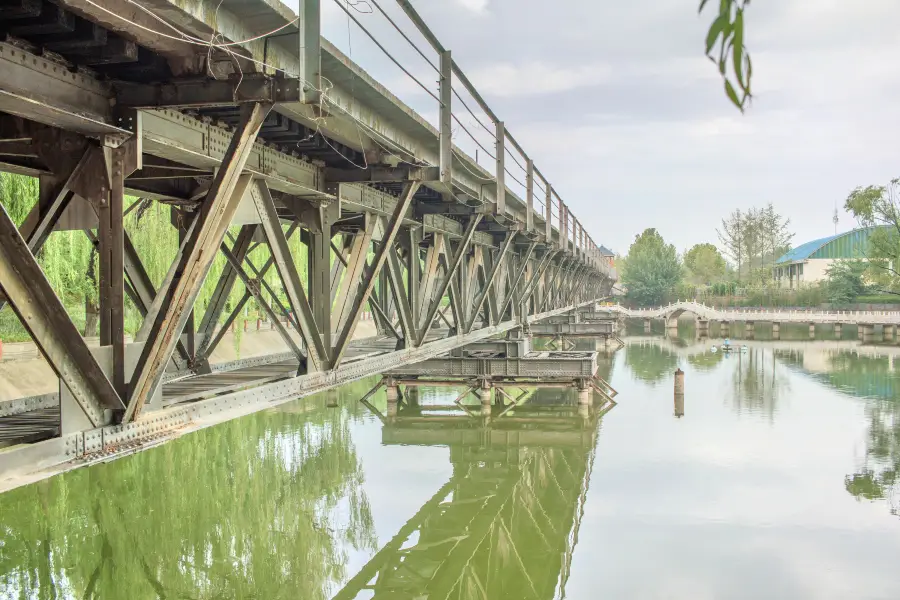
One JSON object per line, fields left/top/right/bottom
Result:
{"left": 710, "top": 343, "right": 748, "bottom": 353}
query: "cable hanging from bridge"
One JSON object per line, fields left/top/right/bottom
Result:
{"left": 451, "top": 113, "right": 495, "bottom": 160}
{"left": 451, "top": 87, "right": 495, "bottom": 136}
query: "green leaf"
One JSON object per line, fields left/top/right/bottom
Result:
{"left": 706, "top": 14, "right": 728, "bottom": 55}
{"left": 698, "top": 0, "right": 711, "bottom": 14}
{"left": 745, "top": 53, "right": 753, "bottom": 94}
{"left": 724, "top": 78, "right": 742, "bottom": 110}
{"left": 732, "top": 9, "right": 744, "bottom": 89}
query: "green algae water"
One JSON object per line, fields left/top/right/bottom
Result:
{"left": 2, "top": 335, "right": 900, "bottom": 599}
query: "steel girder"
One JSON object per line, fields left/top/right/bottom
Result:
{"left": 124, "top": 102, "right": 273, "bottom": 422}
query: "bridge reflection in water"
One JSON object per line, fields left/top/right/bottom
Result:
{"left": 338, "top": 380, "right": 613, "bottom": 600}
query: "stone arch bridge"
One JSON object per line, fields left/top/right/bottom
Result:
{"left": 601, "top": 301, "right": 900, "bottom": 341}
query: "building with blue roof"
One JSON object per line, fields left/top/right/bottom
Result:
{"left": 774, "top": 226, "right": 885, "bottom": 288}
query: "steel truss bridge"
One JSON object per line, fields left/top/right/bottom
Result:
{"left": 0, "top": 0, "right": 615, "bottom": 491}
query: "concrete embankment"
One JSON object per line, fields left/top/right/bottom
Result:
{"left": 0, "top": 320, "right": 378, "bottom": 401}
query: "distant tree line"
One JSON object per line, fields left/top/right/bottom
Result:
{"left": 717, "top": 204, "right": 793, "bottom": 285}
{"left": 619, "top": 204, "right": 794, "bottom": 307}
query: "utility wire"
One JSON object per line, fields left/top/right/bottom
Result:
{"left": 330, "top": 0, "right": 441, "bottom": 104}
{"left": 369, "top": 0, "right": 439, "bottom": 73}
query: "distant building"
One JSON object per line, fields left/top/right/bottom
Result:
{"left": 774, "top": 227, "right": 884, "bottom": 288}
{"left": 598, "top": 245, "right": 615, "bottom": 269}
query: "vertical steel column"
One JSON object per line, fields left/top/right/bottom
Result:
{"left": 525, "top": 158, "right": 534, "bottom": 232}
{"left": 439, "top": 50, "right": 452, "bottom": 189}
{"left": 0, "top": 203, "right": 124, "bottom": 425}
{"left": 419, "top": 215, "right": 482, "bottom": 345}
{"left": 406, "top": 227, "right": 422, "bottom": 326}
{"left": 495, "top": 121, "right": 505, "bottom": 215}
{"left": 545, "top": 183, "right": 552, "bottom": 241}
{"left": 299, "top": 0, "right": 321, "bottom": 104}
{"left": 332, "top": 182, "right": 420, "bottom": 365}
{"left": 251, "top": 181, "right": 328, "bottom": 371}
{"left": 94, "top": 148, "right": 121, "bottom": 390}
{"left": 197, "top": 225, "right": 256, "bottom": 353}
{"left": 466, "top": 233, "right": 515, "bottom": 332}
{"left": 307, "top": 207, "right": 333, "bottom": 365}
{"left": 333, "top": 215, "right": 376, "bottom": 335}
{"left": 125, "top": 102, "right": 272, "bottom": 423}
{"left": 560, "top": 201, "right": 567, "bottom": 251}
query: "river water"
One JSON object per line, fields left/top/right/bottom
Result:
{"left": 2, "top": 329, "right": 900, "bottom": 599}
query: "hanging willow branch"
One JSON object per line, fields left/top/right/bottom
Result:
{"left": 700, "top": 0, "right": 752, "bottom": 112}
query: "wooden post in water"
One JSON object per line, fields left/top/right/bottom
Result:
{"left": 674, "top": 368, "right": 685, "bottom": 418}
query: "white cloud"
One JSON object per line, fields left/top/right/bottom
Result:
{"left": 457, "top": 0, "right": 489, "bottom": 14}
{"left": 467, "top": 62, "right": 612, "bottom": 97}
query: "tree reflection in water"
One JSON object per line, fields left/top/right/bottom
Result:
{"left": 624, "top": 341, "right": 678, "bottom": 384}
{"left": 0, "top": 378, "right": 379, "bottom": 599}
{"left": 728, "top": 348, "right": 790, "bottom": 419}
{"left": 776, "top": 348, "right": 900, "bottom": 517}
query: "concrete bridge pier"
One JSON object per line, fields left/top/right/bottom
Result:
{"left": 385, "top": 378, "right": 399, "bottom": 403}
{"left": 858, "top": 326, "right": 864, "bottom": 340}
{"left": 834, "top": 323, "right": 842, "bottom": 338}
{"left": 809, "top": 323, "right": 816, "bottom": 339}
{"left": 720, "top": 321, "right": 730, "bottom": 337}
{"left": 885, "top": 325, "right": 895, "bottom": 342}
{"left": 643, "top": 319, "right": 652, "bottom": 334}
{"left": 861, "top": 324, "right": 875, "bottom": 343}
{"left": 665, "top": 318, "right": 679, "bottom": 336}
{"left": 772, "top": 322, "right": 780, "bottom": 340}
{"left": 697, "top": 319, "right": 709, "bottom": 337}
{"left": 478, "top": 382, "right": 493, "bottom": 406}
{"left": 577, "top": 381, "right": 592, "bottom": 405}
{"left": 745, "top": 322, "right": 755, "bottom": 339}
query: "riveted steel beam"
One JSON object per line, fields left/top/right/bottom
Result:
{"left": 125, "top": 102, "right": 273, "bottom": 423}
{"left": 418, "top": 215, "right": 482, "bottom": 345}
{"left": 332, "top": 182, "right": 421, "bottom": 366}
{"left": 0, "top": 202, "right": 123, "bottom": 426}
{"left": 250, "top": 179, "right": 327, "bottom": 371}
{"left": 116, "top": 76, "right": 302, "bottom": 108}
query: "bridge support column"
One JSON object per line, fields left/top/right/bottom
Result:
{"left": 858, "top": 325, "right": 864, "bottom": 340}
{"left": 697, "top": 319, "right": 709, "bottom": 337}
{"left": 385, "top": 378, "right": 399, "bottom": 403}
{"left": 772, "top": 322, "right": 780, "bottom": 340}
{"left": 643, "top": 318, "right": 651, "bottom": 334}
{"left": 720, "top": 321, "right": 730, "bottom": 337}
{"left": 478, "top": 382, "right": 492, "bottom": 406}
{"left": 834, "top": 323, "right": 842, "bottom": 338}
{"left": 577, "top": 381, "right": 591, "bottom": 405}
{"left": 809, "top": 323, "right": 816, "bottom": 339}
{"left": 674, "top": 368, "right": 685, "bottom": 418}
{"left": 885, "top": 325, "right": 895, "bottom": 342}
{"left": 862, "top": 324, "right": 875, "bottom": 343}
{"left": 665, "top": 318, "right": 678, "bottom": 336}
{"left": 745, "top": 322, "right": 755, "bottom": 339}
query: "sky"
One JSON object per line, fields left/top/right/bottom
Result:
{"left": 292, "top": 0, "right": 900, "bottom": 256}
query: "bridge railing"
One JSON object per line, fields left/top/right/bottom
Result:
{"left": 602, "top": 300, "right": 900, "bottom": 324}
{"left": 365, "top": 1, "right": 610, "bottom": 268}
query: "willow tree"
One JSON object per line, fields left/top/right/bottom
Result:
{"left": 699, "top": 0, "right": 752, "bottom": 111}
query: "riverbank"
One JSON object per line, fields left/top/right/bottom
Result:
{"left": 0, "top": 320, "right": 377, "bottom": 400}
